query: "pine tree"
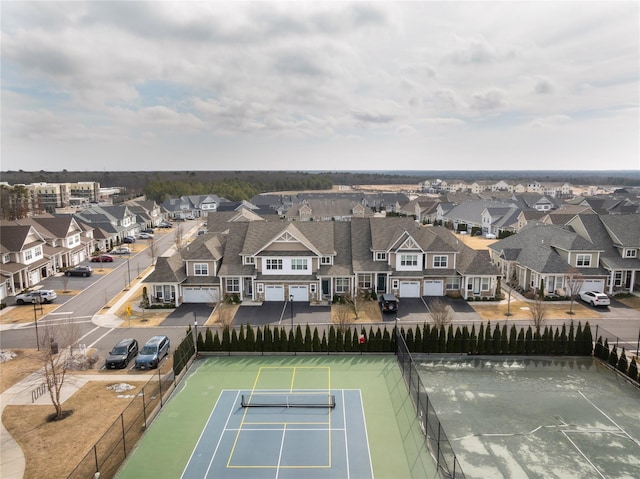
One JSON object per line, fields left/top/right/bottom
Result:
{"left": 263, "top": 325, "right": 272, "bottom": 352}
{"left": 516, "top": 328, "right": 525, "bottom": 354}
{"left": 422, "top": 323, "right": 431, "bottom": 353}
{"left": 382, "top": 328, "right": 392, "bottom": 352}
{"left": 344, "top": 327, "right": 352, "bottom": 352}
{"left": 238, "top": 324, "right": 246, "bottom": 351}
{"left": 231, "top": 328, "right": 238, "bottom": 351}
{"left": 204, "top": 328, "right": 214, "bottom": 351}
{"left": 328, "top": 326, "right": 336, "bottom": 352}
{"left": 462, "top": 326, "right": 470, "bottom": 354}
{"left": 213, "top": 330, "right": 221, "bottom": 351}
{"left": 222, "top": 326, "right": 231, "bottom": 351}
{"left": 477, "top": 324, "right": 485, "bottom": 354}
{"left": 321, "top": 330, "right": 328, "bottom": 352}
{"left": 374, "top": 328, "right": 383, "bottom": 352}
{"left": 484, "top": 322, "right": 493, "bottom": 354}
{"left": 524, "top": 327, "right": 533, "bottom": 355}
{"left": 288, "top": 329, "right": 295, "bottom": 352}
{"left": 493, "top": 324, "right": 501, "bottom": 354}
{"left": 582, "top": 322, "right": 593, "bottom": 356}
{"left": 469, "top": 324, "right": 477, "bottom": 354}
{"left": 617, "top": 348, "right": 629, "bottom": 374}
{"left": 501, "top": 324, "right": 508, "bottom": 355}
{"left": 255, "top": 327, "right": 263, "bottom": 352}
{"left": 560, "top": 324, "right": 568, "bottom": 355}
{"left": 575, "top": 323, "right": 584, "bottom": 355}
{"left": 415, "top": 326, "right": 422, "bottom": 353}
{"left": 509, "top": 325, "right": 517, "bottom": 354}
{"left": 312, "top": 327, "right": 321, "bottom": 352}
{"left": 295, "top": 326, "right": 303, "bottom": 352}
{"left": 446, "top": 325, "right": 455, "bottom": 353}
{"left": 628, "top": 356, "right": 638, "bottom": 382}
{"left": 406, "top": 327, "right": 414, "bottom": 352}
{"left": 568, "top": 322, "right": 575, "bottom": 355}
{"left": 453, "top": 327, "right": 462, "bottom": 353}
{"left": 608, "top": 345, "right": 618, "bottom": 367}
{"left": 438, "top": 326, "right": 446, "bottom": 353}
{"left": 246, "top": 324, "right": 255, "bottom": 352}
{"left": 336, "top": 328, "right": 344, "bottom": 352}
{"left": 304, "top": 324, "right": 312, "bottom": 352}
{"left": 272, "top": 327, "right": 281, "bottom": 352}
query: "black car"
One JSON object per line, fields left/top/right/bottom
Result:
{"left": 122, "top": 236, "right": 136, "bottom": 243}
{"left": 378, "top": 293, "right": 399, "bottom": 313}
{"left": 105, "top": 338, "right": 139, "bottom": 369}
{"left": 65, "top": 265, "right": 93, "bottom": 277}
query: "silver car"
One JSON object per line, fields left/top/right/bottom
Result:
{"left": 15, "top": 290, "right": 57, "bottom": 305}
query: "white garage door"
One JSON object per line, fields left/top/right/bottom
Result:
{"left": 182, "top": 286, "right": 220, "bottom": 303}
{"left": 290, "top": 285, "right": 309, "bottom": 302}
{"left": 424, "top": 280, "right": 444, "bottom": 296}
{"left": 265, "top": 285, "right": 285, "bottom": 301}
{"left": 399, "top": 281, "right": 421, "bottom": 298}
{"left": 580, "top": 279, "right": 605, "bottom": 292}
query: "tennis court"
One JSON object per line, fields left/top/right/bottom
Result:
{"left": 116, "top": 356, "right": 438, "bottom": 479}
{"left": 415, "top": 356, "right": 640, "bottom": 479}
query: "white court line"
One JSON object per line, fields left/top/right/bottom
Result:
{"left": 180, "top": 389, "right": 231, "bottom": 479}
{"left": 275, "top": 425, "right": 287, "bottom": 479}
{"left": 578, "top": 390, "right": 640, "bottom": 447}
{"left": 357, "top": 389, "right": 375, "bottom": 479}
{"left": 561, "top": 431, "right": 606, "bottom": 479}
{"left": 342, "top": 389, "right": 350, "bottom": 479}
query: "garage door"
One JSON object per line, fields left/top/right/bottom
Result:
{"left": 580, "top": 279, "right": 605, "bottom": 292}
{"left": 182, "top": 286, "right": 220, "bottom": 303}
{"left": 265, "top": 285, "right": 285, "bottom": 301}
{"left": 399, "top": 281, "right": 421, "bottom": 298}
{"left": 290, "top": 285, "right": 309, "bottom": 302}
{"left": 424, "top": 280, "right": 444, "bottom": 296}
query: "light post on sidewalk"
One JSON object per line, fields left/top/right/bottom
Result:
{"left": 32, "top": 298, "right": 40, "bottom": 351}
{"left": 193, "top": 312, "right": 198, "bottom": 356}
{"left": 290, "top": 295, "right": 294, "bottom": 333}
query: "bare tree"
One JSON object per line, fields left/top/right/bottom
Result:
{"left": 529, "top": 297, "right": 548, "bottom": 333}
{"left": 174, "top": 224, "right": 185, "bottom": 251}
{"left": 147, "top": 237, "right": 158, "bottom": 265}
{"left": 428, "top": 298, "right": 453, "bottom": 328}
{"left": 61, "top": 274, "right": 70, "bottom": 293}
{"left": 216, "top": 302, "right": 235, "bottom": 327}
{"left": 334, "top": 304, "right": 354, "bottom": 333}
{"left": 36, "top": 319, "right": 88, "bottom": 420}
{"left": 565, "top": 268, "right": 584, "bottom": 314}
{"left": 505, "top": 270, "right": 519, "bottom": 317}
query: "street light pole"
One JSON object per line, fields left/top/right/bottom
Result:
{"left": 290, "top": 295, "right": 294, "bottom": 333}
{"left": 32, "top": 298, "right": 40, "bottom": 351}
{"left": 126, "top": 257, "right": 131, "bottom": 288}
{"left": 193, "top": 312, "right": 198, "bottom": 356}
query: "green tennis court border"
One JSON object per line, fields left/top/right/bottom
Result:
{"left": 116, "top": 355, "right": 438, "bottom": 479}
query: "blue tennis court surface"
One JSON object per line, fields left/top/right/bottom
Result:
{"left": 182, "top": 388, "right": 373, "bottom": 479}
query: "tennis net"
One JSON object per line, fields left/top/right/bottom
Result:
{"left": 241, "top": 393, "right": 336, "bottom": 408}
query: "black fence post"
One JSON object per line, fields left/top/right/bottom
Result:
{"left": 121, "top": 413, "right": 127, "bottom": 458}
{"left": 142, "top": 388, "right": 147, "bottom": 429}
{"left": 94, "top": 445, "right": 99, "bottom": 474}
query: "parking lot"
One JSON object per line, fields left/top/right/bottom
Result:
{"left": 232, "top": 301, "right": 331, "bottom": 327}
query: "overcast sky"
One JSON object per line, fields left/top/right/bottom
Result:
{"left": 1, "top": 1, "right": 638, "bottom": 172}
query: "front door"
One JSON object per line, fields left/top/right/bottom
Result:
{"left": 243, "top": 277, "right": 253, "bottom": 299}
{"left": 322, "top": 279, "right": 330, "bottom": 298}
{"left": 377, "top": 274, "right": 387, "bottom": 292}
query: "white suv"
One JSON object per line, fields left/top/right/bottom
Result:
{"left": 579, "top": 291, "right": 610, "bottom": 307}
{"left": 15, "top": 290, "right": 57, "bottom": 305}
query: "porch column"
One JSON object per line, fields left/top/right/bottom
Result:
{"left": 630, "top": 270, "right": 636, "bottom": 293}
{"left": 608, "top": 270, "right": 615, "bottom": 295}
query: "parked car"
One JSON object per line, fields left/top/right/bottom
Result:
{"left": 15, "top": 290, "right": 57, "bottom": 305}
{"left": 579, "top": 291, "right": 610, "bottom": 307}
{"left": 378, "top": 293, "right": 399, "bottom": 313}
{"left": 105, "top": 338, "right": 138, "bottom": 369}
{"left": 111, "top": 247, "right": 131, "bottom": 255}
{"left": 90, "top": 254, "right": 114, "bottom": 262}
{"left": 65, "top": 265, "right": 93, "bottom": 277}
{"left": 122, "top": 236, "right": 136, "bottom": 243}
{"left": 157, "top": 222, "right": 172, "bottom": 228}
{"left": 142, "top": 228, "right": 154, "bottom": 233}
{"left": 485, "top": 233, "right": 497, "bottom": 239}
{"left": 138, "top": 232, "right": 154, "bottom": 239}
{"left": 135, "top": 335, "right": 170, "bottom": 369}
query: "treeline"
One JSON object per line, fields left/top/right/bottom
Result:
{"left": 143, "top": 174, "right": 334, "bottom": 202}
{"left": 595, "top": 337, "right": 639, "bottom": 383}
{"left": 188, "top": 321, "right": 598, "bottom": 357}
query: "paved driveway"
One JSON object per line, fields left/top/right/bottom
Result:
{"left": 161, "top": 303, "right": 215, "bottom": 327}
{"left": 232, "top": 301, "right": 331, "bottom": 327}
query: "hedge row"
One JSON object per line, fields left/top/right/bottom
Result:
{"left": 595, "top": 337, "right": 639, "bottom": 383}
{"left": 194, "top": 321, "right": 595, "bottom": 357}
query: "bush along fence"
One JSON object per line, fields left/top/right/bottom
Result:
{"left": 594, "top": 336, "right": 639, "bottom": 383}
{"left": 193, "top": 321, "right": 597, "bottom": 357}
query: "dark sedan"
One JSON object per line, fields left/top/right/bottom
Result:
{"left": 90, "top": 254, "right": 114, "bottom": 262}
{"left": 65, "top": 265, "right": 93, "bottom": 277}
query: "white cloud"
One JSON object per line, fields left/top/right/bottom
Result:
{"left": 1, "top": 1, "right": 638, "bottom": 171}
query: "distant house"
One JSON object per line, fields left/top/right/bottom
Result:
{"left": 161, "top": 194, "right": 228, "bottom": 220}
{"left": 0, "top": 225, "right": 49, "bottom": 296}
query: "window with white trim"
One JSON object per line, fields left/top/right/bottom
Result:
{"left": 335, "top": 278, "right": 349, "bottom": 293}
{"left": 257, "top": 283, "right": 264, "bottom": 293}
{"left": 625, "top": 249, "right": 637, "bottom": 258}
{"left": 576, "top": 254, "right": 591, "bottom": 267}
{"left": 24, "top": 249, "right": 33, "bottom": 261}
{"left": 482, "top": 277, "right": 490, "bottom": 291}
{"left": 243, "top": 256, "right": 255, "bottom": 265}
{"left": 194, "top": 263, "right": 208, "bottom": 276}
{"left": 291, "top": 259, "right": 308, "bottom": 271}
{"left": 433, "top": 255, "right": 448, "bottom": 268}
{"left": 321, "top": 256, "right": 332, "bottom": 265}
{"left": 226, "top": 278, "right": 240, "bottom": 293}
{"left": 358, "top": 274, "right": 372, "bottom": 289}
{"left": 266, "top": 259, "right": 283, "bottom": 270}
{"left": 34, "top": 246, "right": 42, "bottom": 258}
{"left": 375, "top": 252, "right": 387, "bottom": 261}
{"left": 400, "top": 254, "right": 418, "bottom": 266}
{"left": 392, "top": 279, "right": 399, "bottom": 289}
{"left": 445, "top": 277, "right": 460, "bottom": 290}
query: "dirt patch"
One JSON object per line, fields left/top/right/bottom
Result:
{"left": 210, "top": 303, "right": 239, "bottom": 326}
{"left": 0, "top": 350, "right": 43, "bottom": 394}
{"left": 457, "top": 234, "right": 498, "bottom": 250}
{"left": 0, "top": 303, "right": 64, "bottom": 325}
{"left": 3, "top": 381, "right": 135, "bottom": 479}
{"left": 471, "top": 299, "right": 603, "bottom": 321}
{"left": 331, "top": 299, "right": 381, "bottom": 326}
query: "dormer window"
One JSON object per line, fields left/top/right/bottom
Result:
{"left": 243, "top": 256, "right": 255, "bottom": 265}
{"left": 375, "top": 252, "right": 387, "bottom": 261}
{"left": 576, "top": 254, "right": 591, "bottom": 267}
{"left": 320, "top": 256, "right": 332, "bottom": 265}
{"left": 624, "top": 249, "right": 637, "bottom": 258}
